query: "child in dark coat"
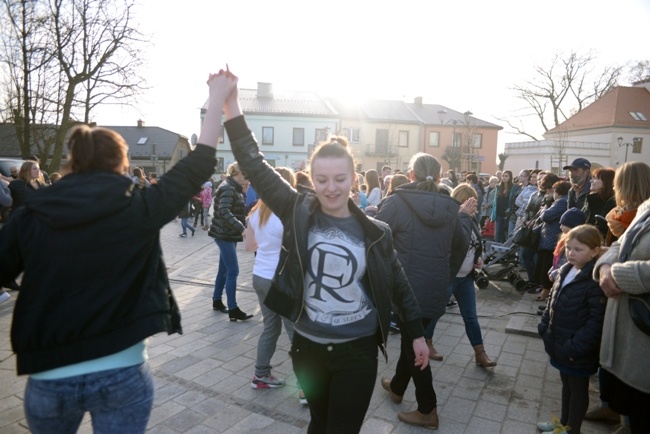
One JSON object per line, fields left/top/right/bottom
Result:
{"left": 537, "top": 225, "right": 606, "bottom": 434}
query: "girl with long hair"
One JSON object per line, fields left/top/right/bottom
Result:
{"left": 8, "top": 160, "right": 46, "bottom": 214}
{"left": 208, "top": 161, "right": 253, "bottom": 321}
{"left": 426, "top": 184, "right": 497, "bottom": 367}
{"left": 0, "top": 72, "right": 222, "bottom": 433}
{"left": 364, "top": 169, "right": 382, "bottom": 206}
{"left": 246, "top": 167, "right": 297, "bottom": 392}
{"left": 605, "top": 161, "right": 650, "bottom": 245}
{"left": 218, "top": 69, "right": 428, "bottom": 433}
{"left": 584, "top": 167, "right": 615, "bottom": 239}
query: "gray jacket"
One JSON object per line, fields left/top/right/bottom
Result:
{"left": 594, "top": 198, "right": 650, "bottom": 393}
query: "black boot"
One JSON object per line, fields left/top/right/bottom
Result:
{"left": 228, "top": 307, "right": 253, "bottom": 322}
{"left": 212, "top": 299, "right": 228, "bottom": 313}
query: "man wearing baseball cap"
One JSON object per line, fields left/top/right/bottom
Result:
{"left": 563, "top": 158, "right": 591, "bottom": 210}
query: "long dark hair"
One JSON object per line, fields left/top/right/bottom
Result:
{"left": 498, "top": 170, "right": 513, "bottom": 197}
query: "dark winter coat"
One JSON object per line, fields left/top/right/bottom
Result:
{"left": 8, "top": 179, "right": 44, "bottom": 214}
{"left": 583, "top": 193, "right": 616, "bottom": 239}
{"left": 538, "top": 259, "right": 606, "bottom": 373}
{"left": 208, "top": 176, "right": 246, "bottom": 242}
{"left": 225, "top": 115, "right": 425, "bottom": 359}
{"left": 538, "top": 195, "right": 567, "bottom": 251}
{"left": 568, "top": 178, "right": 591, "bottom": 210}
{"left": 375, "top": 182, "right": 471, "bottom": 319}
{"left": 0, "top": 145, "right": 216, "bottom": 375}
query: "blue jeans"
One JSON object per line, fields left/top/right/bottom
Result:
{"left": 180, "top": 218, "right": 195, "bottom": 235}
{"left": 425, "top": 274, "right": 484, "bottom": 347}
{"left": 253, "top": 274, "right": 295, "bottom": 377}
{"left": 213, "top": 239, "right": 240, "bottom": 309}
{"left": 494, "top": 215, "right": 508, "bottom": 243}
{"left": 25, "top": 363, "right": 153, "bottom": 434}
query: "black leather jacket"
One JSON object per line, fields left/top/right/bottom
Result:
{"left": 208, "top": 176, "right": 246, "bottom": 241}
{"left": 225, "top": 116, "right": 425, "bottom": 357}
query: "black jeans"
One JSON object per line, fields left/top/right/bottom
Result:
{"left": 559, "top": 372, "right": 590, "bottom": 434}
{"left": 291, "top": 333, "right": 377, "bottom": 434}
{"left": 390, "top": 318, "right": 437, "bottom": 414}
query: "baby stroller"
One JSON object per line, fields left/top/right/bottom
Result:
{"left": 474, "top": 231, "right": 527, "bottom": 290}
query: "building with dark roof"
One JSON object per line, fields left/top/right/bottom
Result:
{"left": 0, "top": 120, "right": 192, "bottom": 175}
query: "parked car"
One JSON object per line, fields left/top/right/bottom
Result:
{"left": 0, "top": 158, "right": 26, "bottom": 222}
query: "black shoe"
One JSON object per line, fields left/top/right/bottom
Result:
{"left": 446, "top": 300, "right": 458, "bottom": 308}
{"left": 389, "top": 321, "right": 400, "bottom": 334}
{"left": 179, "top": 233, "right": 187, "bottom": 238}
{"left": 212, "top": 299, "right": 228, "bottom": 313}
{"left": 191, "top": 229, "right": 196, "bottom": 236}
{"left": 229, "top": 307, "right": 253, "bottom": 322}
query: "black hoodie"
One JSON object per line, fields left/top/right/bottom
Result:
{"left": 0, "top": 145, "right": 216, "bottom": 375}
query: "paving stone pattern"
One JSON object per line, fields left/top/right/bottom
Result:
{"left": 0, "top": 221, "right": 614, "bottom": 433}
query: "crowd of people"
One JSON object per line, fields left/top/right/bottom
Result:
{"left": 1, "top": 68, "right": 649, "bottom": 434}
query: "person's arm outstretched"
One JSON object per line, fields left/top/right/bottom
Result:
{"left": 217, "top": 67, "right": 298, "bottom": 222}
{"left": 198, "top": 70, "right": 238, "bottom": 148}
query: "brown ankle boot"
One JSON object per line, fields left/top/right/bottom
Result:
{"left": 426, "top": 339, "right": 443, "bottom": 361}
{"left": 398, "top": 408, "right": 439, "bottom": 429}
{"left": 473, "top": 344, "right": 497, "bottom": 367}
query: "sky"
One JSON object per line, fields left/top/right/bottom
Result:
{"left": 96, "top": 0, "right": 650, "bottom": 151}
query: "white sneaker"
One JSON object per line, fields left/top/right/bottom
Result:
{"left": 0, "top": 291, "right": 10, "bottom": 304}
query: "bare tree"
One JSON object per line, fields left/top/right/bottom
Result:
{"left": 1, "top": 0, "right": 147, "bottom": 171}
{"left": 628, "top": 60, "right": 650, "bottom": 84}
{"left": 1, "top": 0, "right": 56, "bottom": 158}
{"left": 501, "top": 50, "right": 623, "bottom": 140}
{"left": 549, "top": 126, "right": 569, "bottom": 175}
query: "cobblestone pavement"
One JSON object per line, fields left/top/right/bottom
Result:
{"left": 0, "top": 221, "right": 615, "bottom": 433}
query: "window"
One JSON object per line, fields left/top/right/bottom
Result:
{"left": 216, "top": 157, "right": 224, "bottom": 173}
{"left": 633, "top": 137, "right": 643, "bottom": 154}
{"left": 398, "top": 131, "right": 409, "bottom": 147}
{"left": 315, "top": 129, "right": 328, "bottom": 143}
{"left": 375, "top": 129, "right": 388, "bottom": 153}
{"left": 342, "top": 127, "right": 360, "bottom": 143}
{"left": 472, "top": 134, "right": 482, "bottom": 148}
{"left": 630, "top": 111, "right": 648, "bottom": 121}
{"left": 262, "top": 127, "right": 274, "bottom": 145}
{"left": 428, "top": 132, "right": 439, "bottom": 147}
{"left": 137, "top": 137, "right": 148, "bottom": 145}
{"left": 293, "top": 128, "right": 305, "bottom": 146}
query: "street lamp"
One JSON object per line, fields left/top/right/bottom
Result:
{"left": 617, "top": 136, "right": 633, "bottom": 163}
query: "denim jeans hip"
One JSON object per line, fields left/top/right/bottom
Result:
{"left": 25, "top": 363, "right": 154, "bottom": 434}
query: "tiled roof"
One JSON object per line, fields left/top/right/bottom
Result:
{"left": 202, "top": 89, "right": 338, "bottom": 116}
{"left": 360, "top": 100, "right": 421, "bottom": 124}
{"left": 100, "top": 125, "right": 187, "bottom": 158}
{"left": 0, "top": 123, "right": 187, "bottom": 159}
{"left": 547, "top": 86, "right": 650, "bottom": 134}
{"left": 407, "top": 103, "right": 502, "bottom": 129}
